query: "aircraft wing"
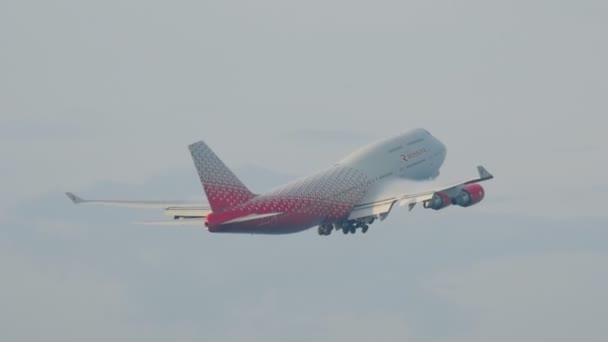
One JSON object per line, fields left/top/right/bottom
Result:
{"left": 65, "top": 192, "right": 212, "bottom": 218}
{"left": 348, "top": 165, "right": 494, "bottom": 221}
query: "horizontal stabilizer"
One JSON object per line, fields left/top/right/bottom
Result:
{"left": 135, "top": 218, "right": 205, "bottom": 226}
{"left": 223, "top": 212, "right": 282, "bottom": 224}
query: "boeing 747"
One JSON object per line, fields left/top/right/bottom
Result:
{"left": 66, "top": 128, "right": 493, "bottom": 236}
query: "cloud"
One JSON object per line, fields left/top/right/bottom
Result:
{"left": 205, "top": 292, "right": 413, "bottom": 342}
{"left": 320, "top": 311, "right": 412, "bottom": 341}
{"left": 0, "top": 248, "right": 129, "bottom": 342}
{"left": 2, "top": 0, "right": 608, "bottom": 340}
{"left": 0, "top": 121, "right": 95, "bottom": 141}
{"left": 426, "top": 253, "right": 608, "bottom": 342}
{"left": 282, "top": 128, "right": 375, "bottom": 144}
{"left": 3, "top": 165, "right": 608, "bottom": 342}
{"left": 0, "top": 228, "right": 417, "bottom": 342}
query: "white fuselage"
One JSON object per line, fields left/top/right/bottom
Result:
{"left": 209, "top": 128, "right": 447, "bottom": 234}
{"left": 338, "top": 128, "right": 447, "bottom": 190}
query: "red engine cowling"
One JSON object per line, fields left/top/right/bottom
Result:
{"left": 424, "top": 192, "right": 452, "bottom": 210}
{"left": 455, "top": 184, "right": 485, "bottom": 207}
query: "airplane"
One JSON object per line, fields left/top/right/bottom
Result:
{"left": 66, "top": 128, "right": 494, "bottom": 236}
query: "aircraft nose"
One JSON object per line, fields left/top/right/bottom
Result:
{"left": 435, "top": 138, "right": 447, "bottom": 166}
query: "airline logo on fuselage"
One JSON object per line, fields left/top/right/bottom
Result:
{"left": 400, "top": 148, "right": 427, "bottom": 162}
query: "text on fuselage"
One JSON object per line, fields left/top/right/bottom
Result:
{"left": 400, "top": 148, "right": 427, "bottom": 162}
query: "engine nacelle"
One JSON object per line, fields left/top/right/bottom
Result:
{"left": 454, "top": 184, "right": 485, "bottom": 207}
{"left": 424, "top": 192, "right": 452, "bottom": 210}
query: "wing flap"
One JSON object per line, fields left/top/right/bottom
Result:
{"left": 348, "top": 199, "right": 397, "bottom": 220}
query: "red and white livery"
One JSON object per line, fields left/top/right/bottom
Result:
{"left": 66, "top": 128, "right": 494, "bottom": 235}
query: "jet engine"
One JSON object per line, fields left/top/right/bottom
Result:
{"left": 454, "top": 184, "right": 485, "bottom": 207}
{"left": 424, "top": 192, "right": 451, "bottom": 210}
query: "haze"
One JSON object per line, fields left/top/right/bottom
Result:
{"left": 1, "top": 0, "right": 607, "bottom": 341}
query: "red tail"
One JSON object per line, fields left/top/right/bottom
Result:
{"left": 189, "top": 141, "right": 256, "bottom": 212}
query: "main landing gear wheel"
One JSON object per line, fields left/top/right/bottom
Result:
{"left": 361, "top": 224, "right": 369, "bottom": 233}
{"left": 349, "top": 224, "right": 356, "bottom": 234}
{"left": 317, "top": 224, "right": 333, "bottom": 236}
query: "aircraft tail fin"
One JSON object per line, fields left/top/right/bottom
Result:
{"left": 188, "top": 141, "right": 256, "bottom": 212}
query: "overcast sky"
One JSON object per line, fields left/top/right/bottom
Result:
{"left": 1, "top": 0, "right": 607, "bottom": 341}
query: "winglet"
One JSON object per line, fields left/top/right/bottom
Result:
{"left": 477, "top": 166, "right": 493, "bottom": 180}
{"left": 65, "top": 192, "right": 84, "bottom": 204}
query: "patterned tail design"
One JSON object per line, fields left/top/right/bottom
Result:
{"left": 189, "top": 141, "right": 256, "bottom": 212}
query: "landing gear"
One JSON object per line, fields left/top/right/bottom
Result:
{"left": 341, "top": 221, "right": 352, "bottom": 234}
{"left": 317, "top": 224, "right": 334, "bottom": 236}
{"left": 319, "top": 216, "right": 377, "bottom": 236}
{"left": 339, "top": 221, "right": 357, "bottom": 234}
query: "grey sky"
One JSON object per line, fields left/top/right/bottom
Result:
{"left": 1, "top": 0, "right": 607, "bottom": 341}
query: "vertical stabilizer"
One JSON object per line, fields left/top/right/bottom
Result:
{"left": 188, "top": 141, "right": 256, "bottom": 212}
